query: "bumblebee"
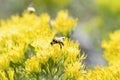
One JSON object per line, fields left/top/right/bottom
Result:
{"left": 27, "top": 6, "right": 35, "bottom": 13}
{"left": 50, "top": 37, "right": 65, "bottom": 49}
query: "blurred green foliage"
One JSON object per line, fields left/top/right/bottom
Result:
{"left": 96, "top": 0, "right": 120, "bottom": 38}
{"left": 0, "top": 0, "right": 72, "bottom": 19}
{"left": 97, "top": 0, "right": 120, "bottom": 37}
{"left": 32, "top": 0, "right": 72, "bottom": 13}
{"left": 84, "top": 0, "right": 120, "bottom": 50}
{"left": 0, "top": 0, "right": 26, "bottom": 19}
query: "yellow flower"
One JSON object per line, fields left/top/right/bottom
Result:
{"left": 63, "top": 39, "right": 82, "bottom": 66}
{"left": 0, "top": 71, "right": 8, "bottom": 80}
{"left": 8, "top": 48, "right": 24, "bottom": 63}
{"left": 8, "top": 69, "right": 14, "bottom": 80}
{"left": 102, "top": 30, "right": 120, "bottom": 65}
{"left": 39, "top": 13, "right": 50, "bottom": 25}
{"left": 25, "top": 56, "right": 41, "bottom": 73}
{"left": 64, "top": 62, "right": 84, "bottom": 79}
{"left": 51, "top": 10, "right": 78, "bottom": 36}
{"left": 85, "top": 65, "right": 120, "bottom": 80}
{"left": 49, "top": 45, "right": 63, "bottom": 63}
{"left": 0, "top": 54, "right": 9, "bottom": 70}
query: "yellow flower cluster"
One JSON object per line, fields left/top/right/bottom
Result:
{"left": 1, "top": 8, "right": 119, "bottom": 80}
{"left": 0, "top": 11, "right": 84, "bottom": 80}
{"left": 102, "top": 30, "right": 120, "bottom": 65}
{"left": 84, "top": 30, "right": 120, "bottom": 80}
{"left": 85, "top": 65, "right": 120, "bottom": 80}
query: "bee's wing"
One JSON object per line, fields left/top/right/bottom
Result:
{"left": 58, "top": 37, "right": 65, "bottom": 42}
{"left": 61, "top": 37, "right": 65, "bottom": 41}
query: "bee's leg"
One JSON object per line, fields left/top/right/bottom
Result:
{"left": 59, "top": 43, "right": 62, "bottom": 49}
{"left": 60, "top": 43, "right": 64, "bottom": 49}
{"left": 61, "top": 42, "right": 64, "bottom": 46}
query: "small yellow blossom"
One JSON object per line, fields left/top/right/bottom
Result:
{"left": 0, "top": 54, "right": 9, "bottom": 70}
{"left": 0, "top": 71, "right": 8, "bottom": 80}
{"left": 51, "top": 10, "right": 78, "bottom": 36}
{"left": 25, "top": 56, "right": 41, "bottom": 73}
{"left": 64, "top": 62, "right": 84, "bottom": 79}
{"left": 8, "top": 69, "right": 14, "bottom": 80}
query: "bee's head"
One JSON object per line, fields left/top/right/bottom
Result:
{"left": 50, "top": 41, "right": 53, "bottom": 45}
{"left": 50, "top": 38, "right": 57, "bottom": 45}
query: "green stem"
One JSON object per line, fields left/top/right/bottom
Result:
{"left": 4, "top": 70, "right": 10, "bottom": 80}
{"left": 36, "top": 73, "right": 39, "bottom": 80}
